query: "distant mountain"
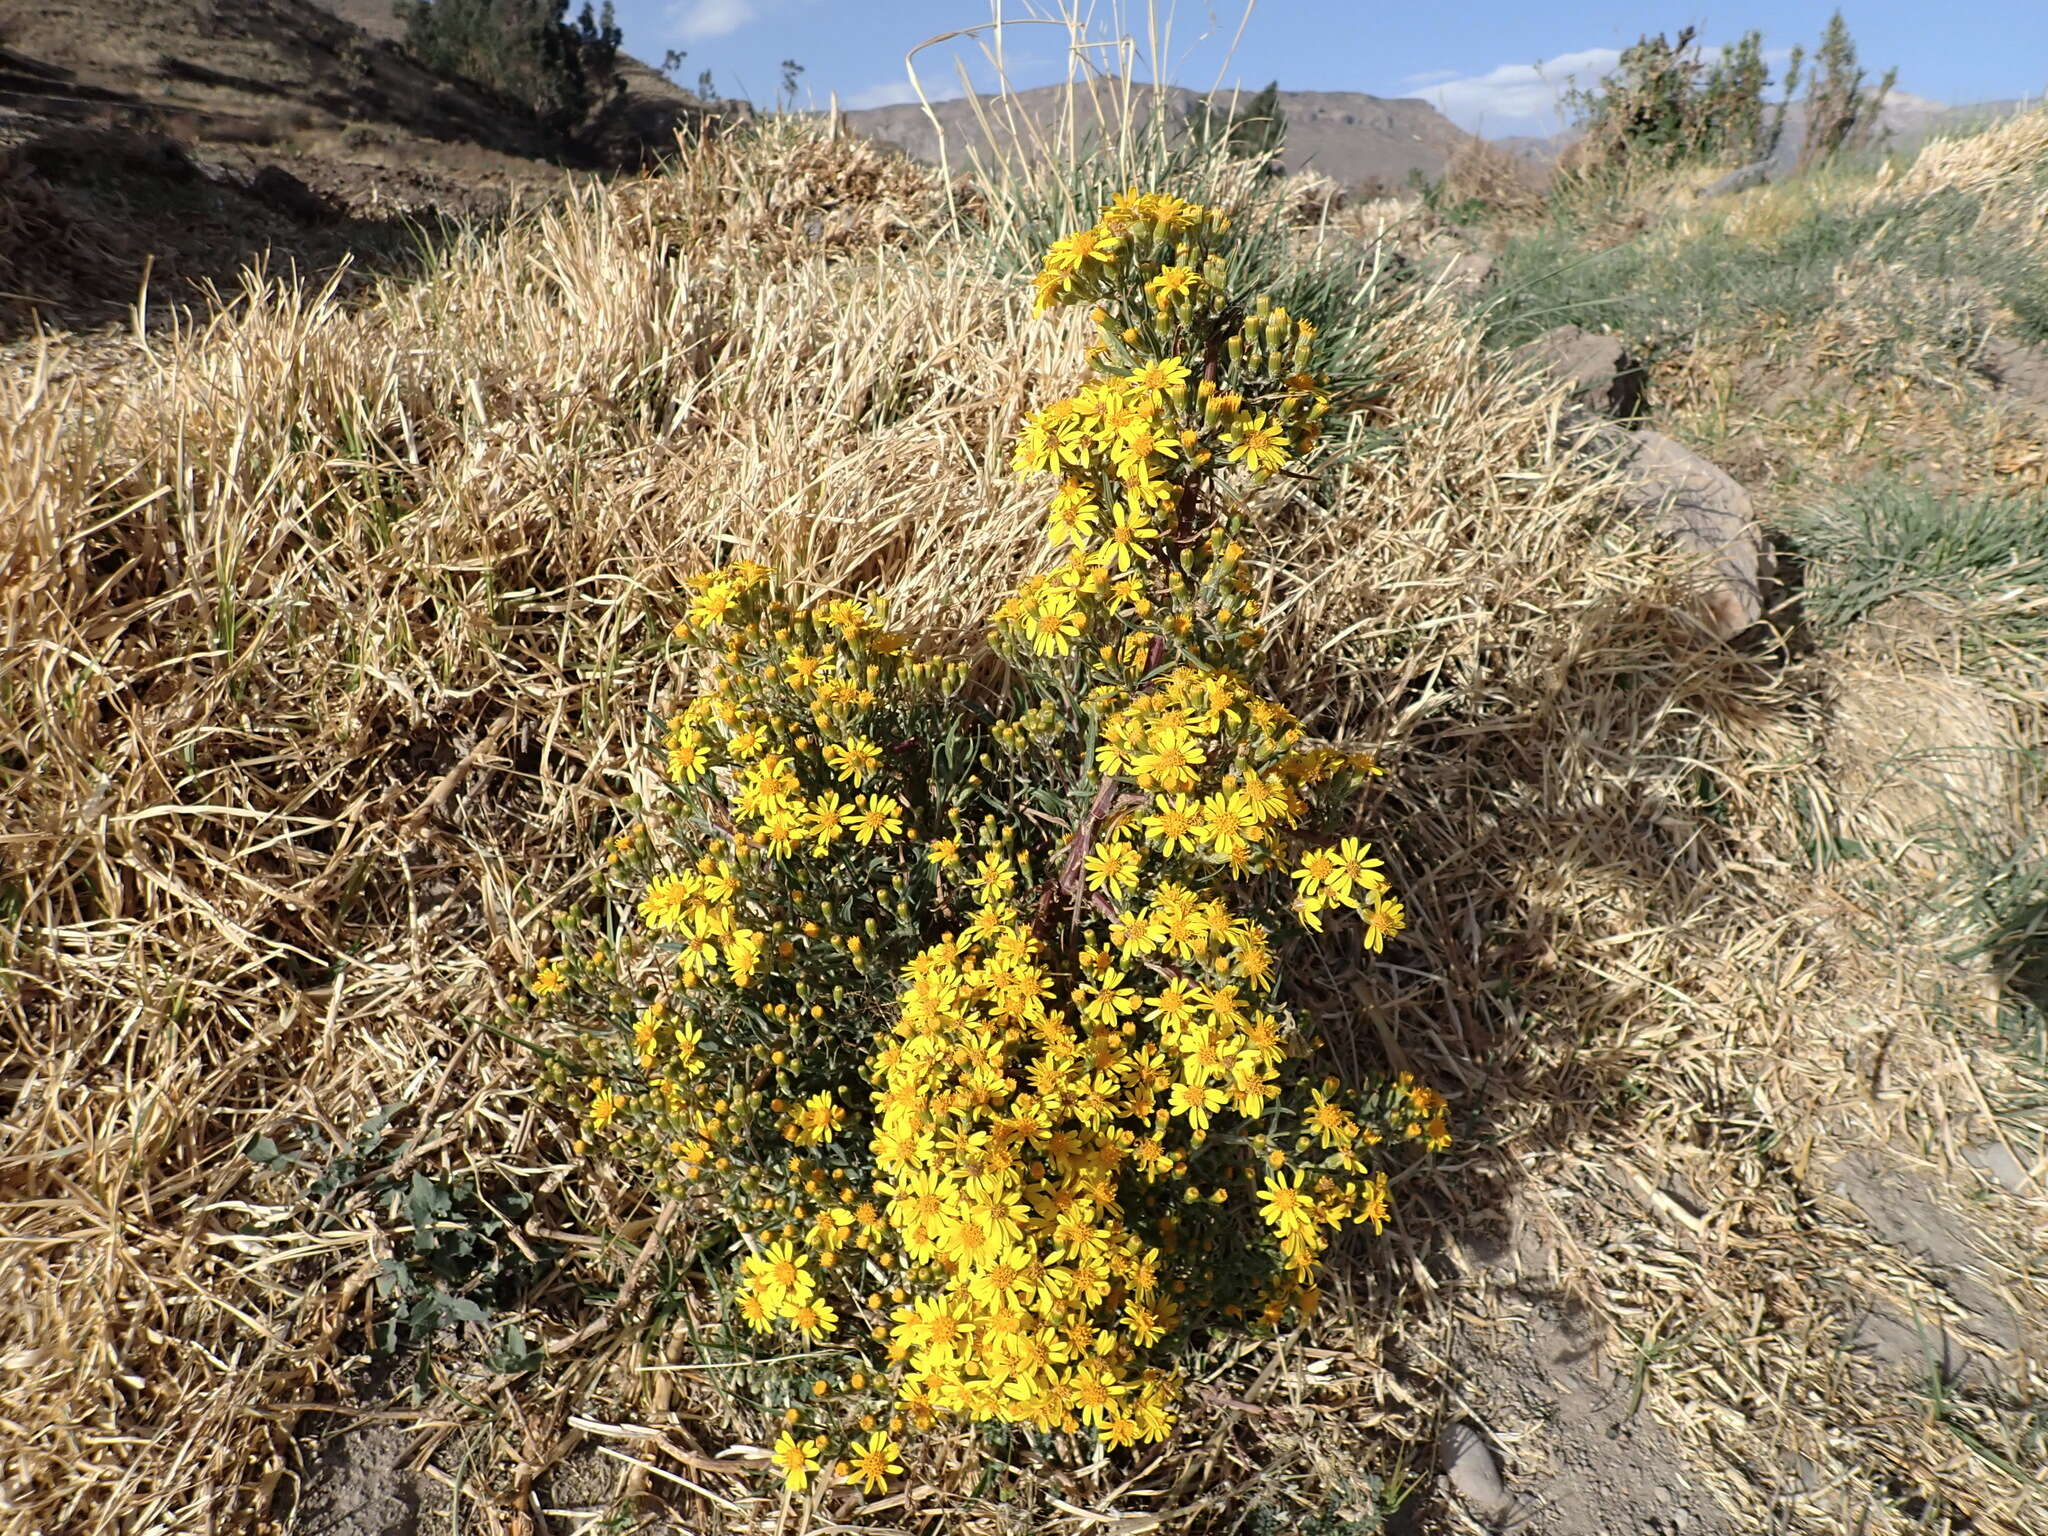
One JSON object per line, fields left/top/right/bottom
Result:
{"left": 1762, "top": 89, "right": 1958, "bottom": 168}
{"left": 1844, "top": 94, "right": 2035, "bottom": 157}
{"left": 840, "top": 83, "right": 1478, "bottom": 191}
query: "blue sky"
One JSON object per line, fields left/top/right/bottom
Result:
{"left": 613, "top": 1, "right": 2044, "bottom": 138}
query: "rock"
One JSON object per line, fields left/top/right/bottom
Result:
{"left": 1516, "top": 323, "right": 1648, "bottom": 421}
{"left": 249, "top": 164, "right": 339, "bottom": 224}
{"left": 1441, "top": 1421, "right": 1510, "bottom": 1518}
{"left": 1962, "top": 1140, "right": 2035, "bottom": 1197}
{"left": 1612, "top": 429, "right": 1767, "bottom": 640}
{"left": 191, "top": 158, "right": 247, "bottom": 189}
{"left": 1550, "top": 407, "right": 1769, "bottom": 640}
{"left": 1431, "top": 249, "right": 1494, "bottom": 296}
{"left": 1695, "top": 159, "right": 1772, "bottom": 199}
{"left": 1973, "top": 334, "right": 2048, "bottom": 414}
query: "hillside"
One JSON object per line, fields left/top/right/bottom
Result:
{"left": 843, "top": 81, "right": 1476, "bottom": 189}
{"left": 0, "top": 0, "right": 738, "bottom": 339}
{"left": 3, "top": 0, "right": 562, "bottom": 157}
{"left": 3, "top": 32, "right": 2047, "bottom": 1536}
{"left": 305, "top": 0, "right": 722, "bottom": 158}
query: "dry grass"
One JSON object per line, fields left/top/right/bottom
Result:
{"left": 1886, "top": 102, "right": 2048, "bottom": 209}
{"left": 1436, "top": 138, "right": 1547, "bottom": 220}
{"left": 4, "top": 112, "right": 2046, "bottom": 1536}
{"left": 1277, "top": 167, "right": 1346, "bottom": 228}
{"left": 0, "top": 147, "right": 126, "bottom": 329}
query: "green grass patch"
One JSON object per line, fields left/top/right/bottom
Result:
{"left": 1775, "top": 478, "right": 2048, "bottom": 634}
{"left": 1477, "top": 195, "right": 1898, "bottom": 351}
{"left": 1478, "top": 176, "right": 2044, "bottom": 366}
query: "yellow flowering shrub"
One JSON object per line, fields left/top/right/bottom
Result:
{"left": 528, "top": 187, "right": 1445, "bottom": 1490}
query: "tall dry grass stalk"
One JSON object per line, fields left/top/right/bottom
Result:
{"left": 3, "top": 112, "right": 2044, "bottom": 1535}
{"left": 903, "top": 1, "right": 1273, "bottom": 264}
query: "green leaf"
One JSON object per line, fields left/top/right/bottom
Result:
{"left": 486, "top": 1323, "right": 542, "bottom": 1375}
{"left": 407, "top": 1171, "right": 452, "bottom": 1249}
{"left": 432, "top": 1290, "right": 491, "bottom": 1328}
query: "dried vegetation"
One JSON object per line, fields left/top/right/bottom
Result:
{"left": 3, "top": 106, "right": 2045, "bottom": 1536}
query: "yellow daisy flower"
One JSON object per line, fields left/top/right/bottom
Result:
{"left": 845, "top": 1430, "right": 903, "bottom": 1495}
{"left": 769, "top": 1431, "right": 824, "bottom": 1492}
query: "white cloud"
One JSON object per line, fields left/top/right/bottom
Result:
{"left": 1406, "top": 47, "right": 1622, "bottom": 135}
{"left": 1400, "top": 69, "right": 1461, "bottom": 88}
{"left": 668, "top": 0, "right": 757, "bottom": 42}
{"left": 840, "top": 78, "right": 973, "bottom": 110}
{"left": 843, "top": 79, "right": 924, "bottom": 110}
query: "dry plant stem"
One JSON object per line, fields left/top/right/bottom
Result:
{"left": 1038, "top": 774, "right": 1125, "bottom": 934}
{"left": 1171, "top": 328, "right": 1226, "bottom": 549}
{"left": 399, "top": 711, "right": 516, "bottom": 843}
{"left": 542, "top": 1200, "right": 684, "bottom": 1358}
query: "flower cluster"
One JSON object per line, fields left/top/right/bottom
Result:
{"left": 529, "top": 186, "right": 1440, "bottom": 1498}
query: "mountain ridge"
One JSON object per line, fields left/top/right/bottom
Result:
{"left": 839, "top": 82, "right": 1478, "bottom": 191}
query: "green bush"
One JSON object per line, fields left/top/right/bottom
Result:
{"left": 1564, "top": 26, "right": 1791, "bottom": 177}
{"left": 395, "top": 0, "right": 624, "bottom": 140}
{"left": 1562, "top": 12, "right": 1894, "bottom": 185}
{"left": 1797, "top": 11, "right": 1898, "bottom": 169}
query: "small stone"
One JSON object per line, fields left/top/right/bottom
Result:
{"left": 1441, "top": 1421, "right": 1510, "bottom": 1517}
{"left": 1962, "top": 1141, "right": 2034, "bottom": 1196}
{"left": 1513, "top": 323, "right": 1647, "bottom": 420}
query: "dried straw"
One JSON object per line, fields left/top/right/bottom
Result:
{"left": 1889, "top": 102, "right": 2048, "bottom": 206}
{"left": 4, "top": 114, "right": 2044, "bottom": 1536}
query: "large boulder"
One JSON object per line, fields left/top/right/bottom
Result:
{"left": 1611, "top": 428, "right": 1768, "bottom": 640}
{"left": 1695, "top": 158, "right": 1772, "bottom": 199}
{"left": 1513, "top": 323, "right": 1647, "bottom": 421}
